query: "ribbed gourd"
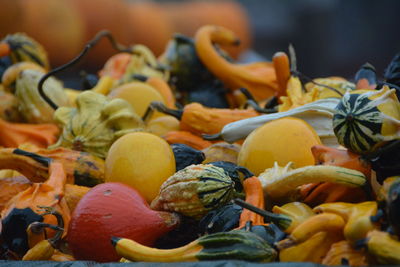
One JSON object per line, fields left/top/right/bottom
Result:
{"left": 333, "top": 86, "right": 400, "bottom": 154}
{"left": 50, "top": 91, "right": 144, "bottom": 159}
{"left": 151, "top": 164, "right": 236, "bottom": 219}
{"left": 15, "top": 69, "right": 70, "bottom": 123}
{"left": 0, "top": 33, "right": 50, "bottom": 70}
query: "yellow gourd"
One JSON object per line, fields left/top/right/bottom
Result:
{"left": 146, "top": 115, "right": 180, "bottom": 137}
{"left": 105, "top": 132, "right": 176, "bottom": 203}
{"left": 237, "top": 117, "right": 321, "bottom": 175}
{"left": 108, "top": 81, "right": 166, "bottom": 119}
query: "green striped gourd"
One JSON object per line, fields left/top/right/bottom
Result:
{"left": 1, "top": 33, "right": 49, "bottom": 70}
{"left": 333, "top": 86, "right": 400, "bottom": 154}
{"left": 150, "top": 164, "right": 235, "bottom": 219}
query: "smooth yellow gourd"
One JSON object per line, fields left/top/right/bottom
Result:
{"left": 237, "top": 117, "right": 321, "bottom": 175}
{"left": 108, "top": 81, "right": 166, "bottom": 119}
{"left": 105, "top": 132, "right": 176, "bottom": 203}
{"left": 146, "top": 115, "right": 180, "bottom": 137}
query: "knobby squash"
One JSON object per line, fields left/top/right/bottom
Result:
{"left": 0, "top": 161, "right": 70, "bottom": 258}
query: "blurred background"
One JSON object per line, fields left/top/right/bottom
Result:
{"left": 1, "top": 0, "right": 399, "bottom": 87}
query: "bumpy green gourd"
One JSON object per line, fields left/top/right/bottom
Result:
{"left": 50, "top": 91, "right": 144, "bottom": 159}
{"left": 15, "top": 69, "right": 70, "bottom": 123}
{"left": 150, "top": 164, "right": 235, "bottom": 219}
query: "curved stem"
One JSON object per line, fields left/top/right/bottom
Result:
{"left": 147, "top": 101, "right": 183, "bottom": 120}
{"left": 292, "top": 70, "right": 344, "bottom": 97}
{"left": 38, "top": 30, "right": 132, "bottom": 110}
{"left": 234, "top": 198, "right": 291, "bottom": 229}
{"left": 36, "top": 207, "right": 65, "bottom": 247}
{"left": 235, "top": 166, "right": 254, "bottom": 180}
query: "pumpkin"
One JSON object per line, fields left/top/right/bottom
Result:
{"left": 105, "top": 132, "right": 176, "bottom": 203}
{"left": 19, "top": 0, "right": 86, "bottom": 65}
{"left": 333, "top": 87, "right": 400, "bottom": 154}
{"left": 162, "top": 0, "right": 251, "bottom": 58}
{"left": 69, "top": 0, "right": 131, "bottom": 66}
{"left": 127, "top": 1, "right": 173, "bottom": 56}
{"left": 67, "top": 182, "right": 180, "bottom": 262}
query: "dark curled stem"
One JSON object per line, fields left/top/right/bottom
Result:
{"left": 292, "top": 70, "right": 344, "bottom": 97}
{"left": 143, "top": 101, "right": 183, "bottom": 121}
{"left": 38, "top": 30, "right": 132, "bottom": 110}
{"left": 240, "top": 88, "right": 276, "bottom": 113}
{"left": 234, "top": 198, "right": 290, "bottom": 227}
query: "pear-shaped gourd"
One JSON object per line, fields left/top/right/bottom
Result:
{"left": 50, "top": 91, "right": 144, "bottom": 159}
{"left": 15, "top": 69, "right": 70, "bottom": 123}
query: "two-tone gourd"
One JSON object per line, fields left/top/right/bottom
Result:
{"left": 333, "top": 86, "right": 400, "bottom": 154}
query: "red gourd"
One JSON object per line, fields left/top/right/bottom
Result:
{"left": 67, "top": 182, "right": 180, "bottom": 262}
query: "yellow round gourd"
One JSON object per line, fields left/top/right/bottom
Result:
{"left": 145, "top": 115, "right": 180, "bottom": 137}
{"left": 108, "top": 81, "right": 165, "bottom": 119}
{"left": 238, "top": 117, "right": 321, "bottom": 175}
{"left": 105, "top": 132, "right": 176, "bottom": 202}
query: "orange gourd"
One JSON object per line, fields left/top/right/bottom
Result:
{"left": 195, "top": 25, "right": 278, "bottom": 102}
{"left": 0, "top": 176, "right": 32, "bottom": 212}
{"left": 127, "top": 1, "right": 173, "bottom": 56}
{"left": 19, "top": 0, "right": 86, "bottom": 65}
{"left": 150, "top": 102, "right": 259, "bottom": 136}
{"left": 67, "top": 182, "right": 180, "bottom": 262}
{"left": 163, "top": 131, "right": 212, "bottom": 150}
{"left": 98, "top": 53, "right": 132, "bottom": 80}
{"left": 0, "top": 147, "right": 104, "bottom": 186}
{"left": 0, "top": 161, "right": 70, "bottom": 258}
{"left": 272, "top": 51, "right": 290, "bottom": 98}
{"left": 299, "top": 145, "right": 370, "bottom": 205}
{"left": 69, "top": 0, "right": 131, "bottom": 66}
{"left": 0, "top": 118, "right": 59, "bottom": 148}
{"left": 162, "top": 0, "right": 251, "bottom": 58}
{"left": 238, "top": 168, "right": 266, "bottom": 228}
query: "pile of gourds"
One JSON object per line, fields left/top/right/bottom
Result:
{"left": 0, "top": 24, "right": 400, "bottom": 265}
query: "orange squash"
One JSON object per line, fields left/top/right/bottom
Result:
{"left": 163, "top": 131, "right": 212, "bottom": 150}
{"left": 67, "top": 182, "right": 180, "bottom": 262}
{"left": 162, "top": 0, "right": 251, "bottom": 58}
{"left": 0, "top": 162, "right": 70, "bottom": 258}
{"left": 127, "top": 1, "right": 173, "bottom": 56}
{"left": 69, "top": 0, "right": 131, "bottom": 66}
{"left": 299, "top": 145, "right": 370, "bottom": 205}
{"left": 0, "top": 118, "right": 59, "bottom": 148}
{"left": 19, "top": 0, "right": 86, "bottom": 65}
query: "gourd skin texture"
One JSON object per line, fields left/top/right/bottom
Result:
{"left": 238, "top": 117, "right": 321, "bottom": 175}
{"left": 51, "top": 91, "right": 144, "bottom": 159}
{"left": 108, "top": 81, "right": 166, "bottom": 118}
{"left": 105, "top": 132, "right": 176, "bottom": 203}
{"left": 15, "top": 69, "right": 69, "bottom": 124}
{"left": 67, "top": 182, "right": 180, "bottom": 262}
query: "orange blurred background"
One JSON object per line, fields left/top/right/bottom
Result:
{"left": 0, "top": 0, "right": 251, "bottom": 67}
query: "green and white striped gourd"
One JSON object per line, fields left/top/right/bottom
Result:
{"left": 333, "top": 86, "right": 400, "bottom": 154}
{"left": 150, "top": 164, "right": 235, "bottom": 219}
{"left": 1, "top": 33, "right": 50, "bottom": 70}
